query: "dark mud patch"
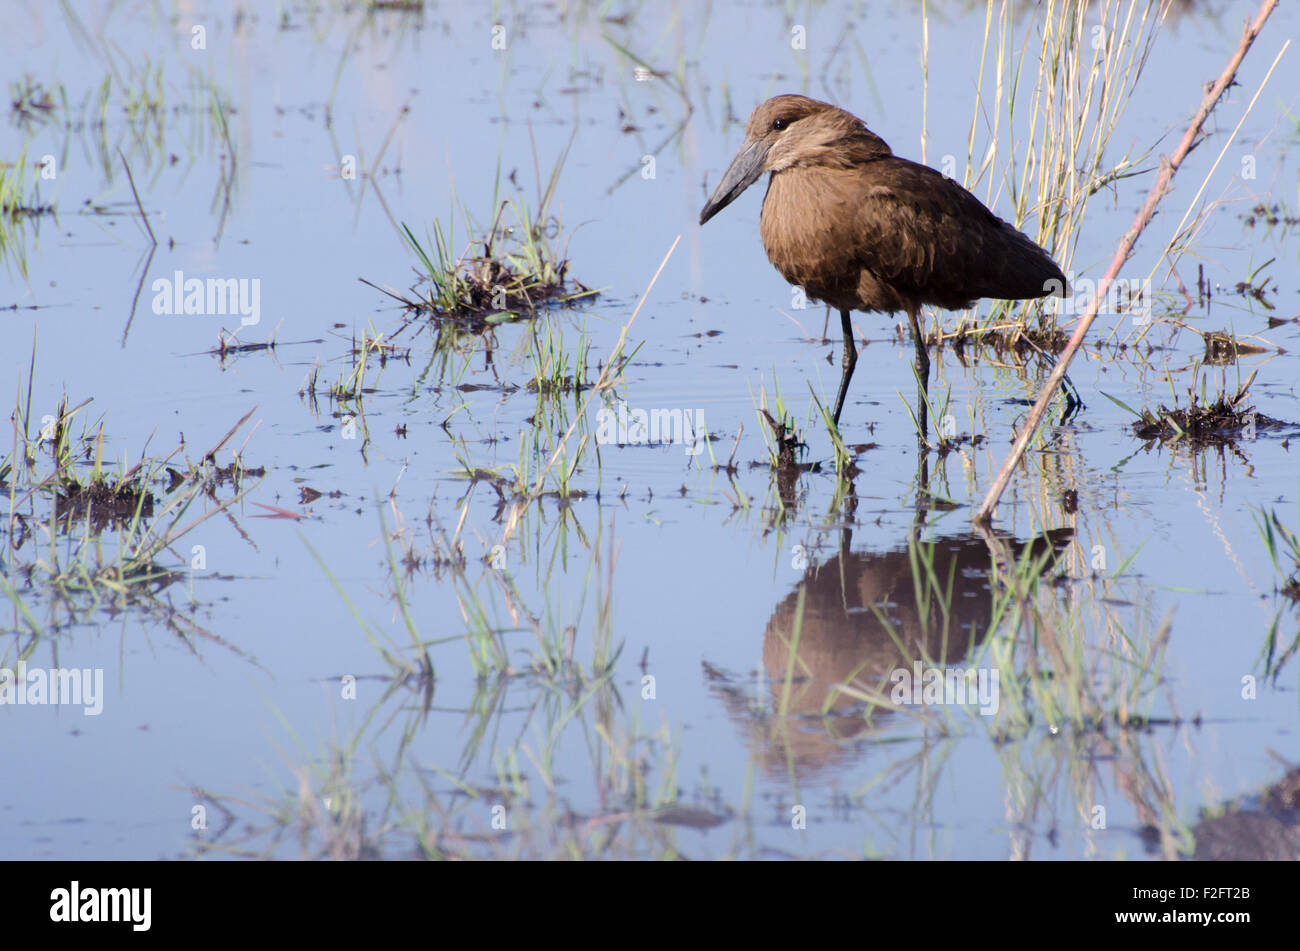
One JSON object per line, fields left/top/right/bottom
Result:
{"left": 1191, "top": 765, "right": 1300, "bottom": 861}
{"left": 1131, "top": 391, "right": 1290, "bottom": 445}
{"left": 653, "top": 804, "right": 731, "bottom": 830}
{"left": 366, "top": 185, "right": 598, "bottom": 329}
{"left": 525, "top": 375, "right": 589, "bottom": 395}
{"left": 364, "top": 266, "right": 594, "bottom": 333}
{"left": 1, "top": 201, "right": 55, "bottom": 218}
{"left": 943, "top": 324, "right": 1071, "bottom": 360}
{"left": 935, "top": 432, "right": 988, "bottom": 455}
{"left": 1240, "top": 202, "right": 1299, "bottom": 230}
{"left": 56, "top": 477, "right": 154, "bottom": 532}
{"left": 1202, "top": 329, "right": 1274, "bottom": 364}
{"left": 164, "top": 461, "right": 265, "bottom": 494}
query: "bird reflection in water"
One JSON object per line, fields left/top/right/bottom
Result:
{"left": 707, "top": 489, "right": 1073, "bottom": 777}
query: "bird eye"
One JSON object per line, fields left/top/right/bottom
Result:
{"left": 773, "top": 117, "right": 789, "bottom": 131}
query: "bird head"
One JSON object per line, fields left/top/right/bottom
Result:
{"left": 699, "top": 95, "right": 881, "bottom": 225}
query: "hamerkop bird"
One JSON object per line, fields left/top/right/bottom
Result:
{"left": 699, "top": 95, "right": 1067, "bottom": 429}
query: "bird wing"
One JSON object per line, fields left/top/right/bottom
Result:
{"left": 848, "top": 158, "right": 1063, "bottom": 305}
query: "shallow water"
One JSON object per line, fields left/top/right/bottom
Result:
{"left": 1, "top": 1, "right": 1298, "bottom": 859}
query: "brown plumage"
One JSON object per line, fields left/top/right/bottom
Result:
{"left": 699, "top": 94, "right": 1067, "bottom": 430}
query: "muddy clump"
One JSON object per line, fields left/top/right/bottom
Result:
{"left": 1202, "top": 330, "right": 1272, "bottom": 365}
{"left": 1132, "top": 387, "right": 1289, "bottom": 446}
{"left": 56, "top": 477, "right": 155, "bottom": 533}
{"left": 946, "top": 324, "right": 1070, "bottom": 361}
{"left": 1191, "top": 767, "right": 1300, "bottom": 861}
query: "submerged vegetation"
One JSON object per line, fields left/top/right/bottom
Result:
{"left": 189, "top": 508, "right": 686, "bottom": 860}
{"left": 1, "top": 341, "right": 262, "bottom": 638}
{"left": 189, "top": 486, "right": 1187, "bottom": 858}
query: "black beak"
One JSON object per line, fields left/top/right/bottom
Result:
{"left": 699, "top": 140, "right": 768, "bottom": 225}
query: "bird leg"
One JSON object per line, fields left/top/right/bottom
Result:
{"left": 907, "top": 306, "right": 931, "bottom": 447}
{"left": 831, "top": 309, "right": 857, "bottom": 428}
